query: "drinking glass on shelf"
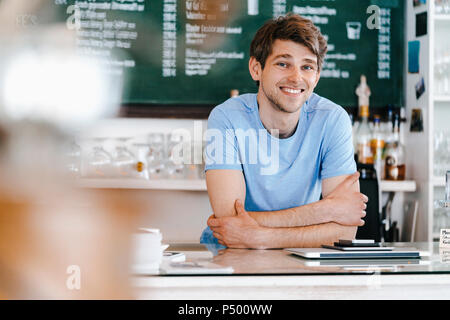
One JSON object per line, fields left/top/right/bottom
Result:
{"left": 437, "top": 0, "right": 450, "bottom": 13}
{"left": 443, "top": 53, "right": 450, "bottom": 95}
{"left": 185, "top": 141, "right": 204, "bottom": 180}
{"left": 85, "top": 138, "right": 113, "bottom": 178}
{"left": 112, "top": 137, "right": 138, "bottom": 178}
{"left": 445, "top": 0, "right": 450, "bottom": 14}
{"left": 148, "top": 132, "right": 166, "bottom": 157}
{"left": 434, "top": 200, "right": 442, "bottom": 234}
{"left": 438, "top": 208, "right": 450, "bottom": 232}
{"left": 435, "top": 57, "right": 444, "bottom": 95}
{"left": 444, "top": 131, "right": 450, "bottom": 177}
{"left": 435, "top": 130, "right": 443, "bottom": 176}
{"left": 165, "top": 157, "right": 185, "bottom": 179}
{"left": 146, "top": 145, "right": 165, "bottom": 180}
{"left": 63, "top": 139, "right": 82, "bottom": 178}
{"left": 434, "top": 130, "right": 450, "bottom": 177}
{"left": 165, "top": 132, "right": 186, "bottom": 179}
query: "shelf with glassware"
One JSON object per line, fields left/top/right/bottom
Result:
{"left": 432, "top": 171, "right": 449, "bottom": 240}
{"left": 431, "top": 1, "right": 450, "bottom": 242}
{"left": 75, "top": 178, "right": 207, "bottom": 191}
{"left": 69, "top": 132, "right": 208, "bottom": 190}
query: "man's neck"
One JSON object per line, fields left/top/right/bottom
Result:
{"left": 257, "top": 94, "right": 301, "bottom": 139}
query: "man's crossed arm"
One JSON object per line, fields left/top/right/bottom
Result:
{"left": 206, "top": 170, "right": 368, "bottom": 249}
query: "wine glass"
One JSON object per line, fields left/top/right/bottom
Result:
{"left": 435, "top": 56, "right": 444, "bottom": 95}
{"left": 434, "top": 130, "right": 444, "bottom": 176}
{"left": 148, "top": 133, "right": 166, "bottom": 157}
{"left": 444, "top": 0, "right": 450, "bottom": 14}
{"left": 85, "top": 138, "right": 113, "bottom": 178}
{"left": 147, "top": 147, "right": 166, "bottom": 179}
{"left": 112, "top": 137, "right": 137, "bottom": 178}
{"left": 443, "top": 53, "right": 450, "bottom": 95}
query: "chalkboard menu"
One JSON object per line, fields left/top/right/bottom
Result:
{"left": 49, "top": 0, "right": 404, "bottom": 110}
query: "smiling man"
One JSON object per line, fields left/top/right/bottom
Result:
{"left": 201, "top": 14, "right": 368, "bottom": 249}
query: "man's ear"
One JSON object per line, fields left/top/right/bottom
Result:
{"left": 248, "top": 56, "right": 262, "bottom": 82}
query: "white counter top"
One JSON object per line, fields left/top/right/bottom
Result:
{"left": 132, "top": 242, "right": 450, "bottom": 300}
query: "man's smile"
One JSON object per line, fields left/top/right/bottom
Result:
{"left": 279, "top": 86, "right": 306, "bottom": 97}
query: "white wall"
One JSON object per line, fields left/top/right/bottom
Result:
{"left": 404, "top": 0, "right": 431, "bottom": 241}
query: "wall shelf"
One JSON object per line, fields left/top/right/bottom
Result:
{"left": 435, "top": 95, "right": 450, "bottom": 102}
{"left": 433, "top": 176, "right": 446, "bottom": 187}
{"left": 76, "top": 178, "right": 416, "bottom": 193}
{"left": 75, "top": 178, "right": 207, "bottom": 191}
{"left": 379, "top": 180, "right": 416, "bottom": 192}
{"left": 434, "top": 14, "right": 450, "bottom": 21}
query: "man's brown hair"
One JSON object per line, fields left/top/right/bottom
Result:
{"left": 250, "top": 14, "right": 328, "bottom": 72}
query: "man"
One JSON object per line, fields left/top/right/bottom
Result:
{"left": 201, "top": 14, "right": 368, "bottom": 249}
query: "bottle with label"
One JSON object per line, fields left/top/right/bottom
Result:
{"left": 384, "top": 113, "right": 406, "bottom": 180}
{"left": 384, "top": 107, "right": 394, "bottom": 142}
{"left": 355, "top": 75, "right": 373, "bottom": 165}
{"left": 350, "top": 111, "right": 359, "bottom": 154}
{"left": 355, "top": 105, "right": 373, "bottom": 164}
{"left": 371, "top": 115, "right": 385, "bottom": 178}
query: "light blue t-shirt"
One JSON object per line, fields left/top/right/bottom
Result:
{"left": 200, "top": 93, "right": 356, "bottom": 245}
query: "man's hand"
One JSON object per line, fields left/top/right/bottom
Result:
{"left": 208, "top": 199, "right": 267, "bottom": 249}
{"left": 323, "top": 172, "right": 368, "bottom": 227}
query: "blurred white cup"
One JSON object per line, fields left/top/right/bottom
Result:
{"left": 132, "top": 228, "right": 166, "bottom": 272}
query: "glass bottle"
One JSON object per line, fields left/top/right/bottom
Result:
{"left": 384, "top": 107, "right": 394, "bottom": 142}
{"left": 384, "top": 114, "right": 406, "bottom": 180}
{"left": 370, "top": 115, "right": 385, "bottom": 178}
{"left": 355, "top": 105, "right": 373, "bottom": 165}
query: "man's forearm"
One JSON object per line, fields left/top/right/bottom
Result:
{"left": 248, "top": 199, "right": 333, "bottom": 228}
{"left": 253, "top": 223, "right": 357, "bottom": 249}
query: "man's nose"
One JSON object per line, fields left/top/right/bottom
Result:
{"left": 287, "top": 67, "right": 304, "bottom": 84}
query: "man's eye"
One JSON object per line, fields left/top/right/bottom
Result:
{"left": 277, "top": 62, "right": 288, "bottom": 68}
{"left": 303, "top": 65, "right": 314, "bottom": 70}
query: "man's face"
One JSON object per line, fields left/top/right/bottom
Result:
{"left": 249, "top": 39, "right": 321, "bottom": 114}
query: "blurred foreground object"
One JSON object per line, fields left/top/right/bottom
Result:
{"left": 0, "top": 187, "right": 140, "bottom": 299}
{"left": 0, "top": 0, "right": 143, "bottom": 299}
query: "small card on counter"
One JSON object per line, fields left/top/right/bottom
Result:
{"left": 440, "top": 229, "right": 450, "bottom": 248}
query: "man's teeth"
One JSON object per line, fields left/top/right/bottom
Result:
{"left": 282, "top": 87, "right": 303, "bottom": 94}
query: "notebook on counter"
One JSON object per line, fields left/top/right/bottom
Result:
{"left": 285, "top": 247, "right": 423, "bottom": 259}
{"left": 303, "top": 258, "right": 431, "bottom": 267}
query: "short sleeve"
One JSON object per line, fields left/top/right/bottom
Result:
{"left": 320, "top": 108, "right": 357, "bottom": 179}
{"left": 204, "top": 107, "right": 243, "bottom": 171}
